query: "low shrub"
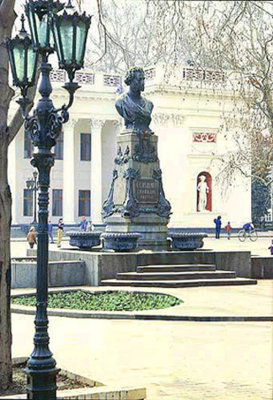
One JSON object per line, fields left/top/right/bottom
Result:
{"left": 12, "top": 290, "right": 182, "bottom": 311}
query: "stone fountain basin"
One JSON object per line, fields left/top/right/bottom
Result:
{"left": 168, "top": 232, "right": 207, "bottom": 251}
{"left": 67, "top": 231, "right": 101, "bottom": 249}
{"left": 101, "top": 232, "right": 142, "bottom": 252}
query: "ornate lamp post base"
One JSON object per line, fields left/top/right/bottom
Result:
{"left": 26, "top": 366, "right": 60, "bottom": 400}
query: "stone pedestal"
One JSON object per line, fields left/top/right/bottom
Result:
{"left": 102, "top": 129, "right": 171, "bottom": 250}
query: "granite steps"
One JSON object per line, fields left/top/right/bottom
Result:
{"left": 101, "top": 263, "right": 257, "bottom": 288}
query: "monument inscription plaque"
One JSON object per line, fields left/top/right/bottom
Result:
{"left": 134, "top": 179, "right": 159, "bottom": 203}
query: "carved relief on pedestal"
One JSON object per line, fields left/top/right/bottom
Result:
{"left": 132, "top": 131, "right": 158, "bottom": 164}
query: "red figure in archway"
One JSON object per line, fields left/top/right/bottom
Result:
{"left": 196, "top": 172, "right": 212, "bottom": 212}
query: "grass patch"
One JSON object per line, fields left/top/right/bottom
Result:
{"left": 12, "top": 290, "right": 182, "bottom": 311}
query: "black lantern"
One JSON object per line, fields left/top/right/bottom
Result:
{"left": 25, "top": 0, "right": 64, "bottom": 55}
{"left": 52, "top": 9, "right": 92, "bottom": 81}
{"left": 7, "top": 15, "right": 38, "bottom": 99}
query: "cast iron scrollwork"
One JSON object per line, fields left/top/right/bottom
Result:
{"left": 25, "top": 112, "right": 40, "bottom": 147}
{"left": 114, "top": 145, "right": 130, "bottom": 165}
{"left": 153, "top": 169, "right": 172, "bottom": 218}
{"left": 25, "top": 106, "right": 68, "bottom": 149}
{"left": 102, "top": 169, "right": 118, "bottom": 218}
{"left": 122, "top": 168, "right": 140, "bottom": 218}
{"left": 47, "top": 106, "right": 69, "bottom": 143}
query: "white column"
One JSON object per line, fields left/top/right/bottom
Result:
{"left": 63, "top": 119, "right": 77, "bottom": 224}
{"left": 90, "top": 119, "right": 104, "bottom": 225}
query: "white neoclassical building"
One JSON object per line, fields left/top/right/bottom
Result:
{"left": 8, "top": 65, "right": 251, "bottom": 228}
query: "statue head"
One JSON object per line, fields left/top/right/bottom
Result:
{"left": 199, "top": 175, "right": 206, "bottom": 182}
{"left": 124, "top": 67, "right": 145, "bottom": 93}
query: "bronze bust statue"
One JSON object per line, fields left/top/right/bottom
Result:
{"left": 115, "top": 67, "right": 153, "bottom": 132}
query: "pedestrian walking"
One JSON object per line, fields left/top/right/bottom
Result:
{"left": 79, "top": 216, "right": 88, "bottom": 231}
{"left": 57, "top": 218, "right": 64, "bottom": 248}
{"left": 225, "top": 221, "right": 232, "bottom": 240}
{"left": 48, "top": 220, "right": 54, "bottom": 243}
{"left": 213, "top": 215, "right": 222, "bottom": 239}
{"left": 27, "top": 226, "right": 37, "bottom": 249}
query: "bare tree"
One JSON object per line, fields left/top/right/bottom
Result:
{"left": 1, "top": 1, "right": 45, "bottom": 390}
{"left": 193, "top": 1, "right": 273, "bottom": 186}
{"left": 0, "top": 1, "right": 25, "bottom": 389}
{"left": 127, "top": 1, "right": 273, "bottom": 188}
{"left": 83, "top": 0, "right": 192, "bottom": 73}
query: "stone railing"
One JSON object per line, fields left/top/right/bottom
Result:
{"left": 50, "top": 70, "right": 95, "bottom": 84}
{"left": 50, "top": 69, "right": 66, "bottom": 82}
{"left": 75, "top": 72, "right": 95, "bottom": 85}
{"left": 144, "top": 67, "right": 156, "bottom": 81}
{"left": 49, "top": 66, "right": 229, "bottom": 91}
{"left": 182, "top": 67, "right": 226, "bottom": 83}
{"left": 103, "top": 74, "right": 121, "bottom": 87}
{"left": 50, "top": 70, "right": 123, "bottom": 87}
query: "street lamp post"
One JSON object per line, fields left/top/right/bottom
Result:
{"left": 26, "top": 170, "right": 38, "bottom": 225}
{"left": 7, "top": 1, "right": 91, "bottom": 399}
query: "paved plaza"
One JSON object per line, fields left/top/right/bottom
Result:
{"left": 11, "top": 234, "right": 273, "bottom": 258}
{"left": 10, "top": 238, "right": 273, "bottom": 399}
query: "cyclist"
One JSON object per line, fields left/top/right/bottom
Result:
{"left": 238, "top": 222, "right": 257, "bottom": 242}
{"left": 243, "top": 222, "right": 254, "bottom": 233}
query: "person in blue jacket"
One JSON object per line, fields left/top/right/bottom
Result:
{"left": 243, "top": 222, "right": 254, "bottom": 232}
{"left": 79, "top": 216, "right": 88, "bottom": 231}
{"left": 214, "top": 216, "right": 222, "bottom": 239}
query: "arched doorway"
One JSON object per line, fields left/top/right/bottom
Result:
{"left": 196, "top": 171, "right": 212, "bottom": 212}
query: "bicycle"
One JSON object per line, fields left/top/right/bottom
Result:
{"left": 238, "top": 229, "right": 258, "bottom": 242}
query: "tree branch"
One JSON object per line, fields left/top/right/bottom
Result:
{"left": 0, "top": 0, "right": 16, "bottom": 22}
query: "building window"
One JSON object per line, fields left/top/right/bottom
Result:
{"left": 23, "top": 189, "right": 33, "bottom": 216}
{"left": 55, "top": 131, "right": 63, "bottom": 160}
{"left": 24, "top": 131, "right": 33, "bottom": 158}
{"left": 78, "top": 190, "right": 90, "bottom": 216}
{"left": 52, "top": 189, "right": 63, "bottom": 216}
{"left": 80, "top": 133, "right": 91, "bottom": 161}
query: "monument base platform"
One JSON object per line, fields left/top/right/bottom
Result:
{"left": 105, "top": 214, "right": 170, "bottom": 251}
{"left": 27, "top": 249, "right": 254, "bottom": 286}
